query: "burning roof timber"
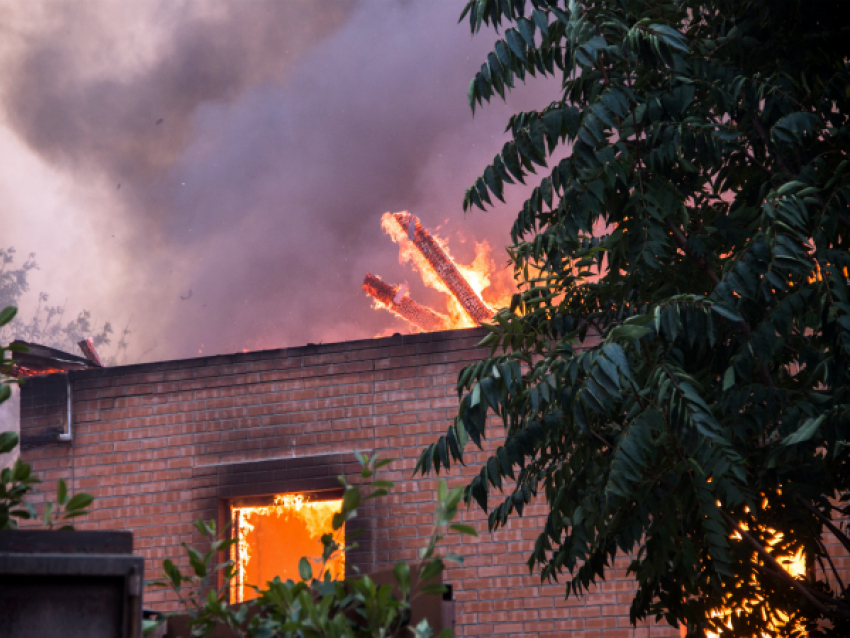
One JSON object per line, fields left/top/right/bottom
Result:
{"left": 8, "top": 340, "right": 102, "bottom": 377}
{"left": 362, "top": 274, "right": 450, "bottom": 332}
{"left": 77, "top": 337, "right": 104, "bottom": 367}
{"left": 363, "top": 212, "right": 495, "bottom": 333}
{"left": 389, "top": 213, "right": 492, "bottom": 325}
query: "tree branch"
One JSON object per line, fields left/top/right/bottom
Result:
{"left": 597, "top": 52, "right": 610, "bottom": 88}
{"left": 816, "top": 536, "right": 846, "bottom": 594}
{"left": 750, "top": 560, "right": 850, "bottom": 616}
{"left": 796, "top": 496, "right": 850, "bottom": 556}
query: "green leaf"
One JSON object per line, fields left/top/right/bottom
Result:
{"left": 342, "top": 486, "right": 361, "bottom": 513}
{"left": 0, "top": 431, "right": 18, "bottom": 454}
{"left": 517, "top": 17, "right": 535, "bottom": 47}
{"left": 65, "top": 493, "right": 94, "bottom": 512}
{"left": 57, "top": 479, "right": 67, "bottom": 505}
{"left": 420, "top": 584, "right": 448, "bottom": 597}
{"left": 531, "top": 9, "right": 548, "bottom": 38}
{"left": 710, "top": 304, "right": 743, "bottom": 323}
{"left": 608, "top": 324, "right": 652, "bottom": 341}
{"left": 420, "top": 558, "right": 444, "bottom": 582}
{"left": 506, "top": 29, "right": 527, "bottom": 62}
{"left": 163, "top": 559, "right": 182, "bottom": 588}
{"left": 781, "top": 415, "right": 826, "bottom": 446}
{"left": 394, "top": 561, "right": 411, "bottom": 592}
{"left": 299, "top": 556, "right": 313, "bottom": 582}
{"left": 0, "top": 306, "right": 17, "bottom": 327}
{"left": 375, "top": 457, "right": 394, "bottom": 469}
{"left": 722, "top": 367, "right": 735, "bottom": 391}
{"left": 450, "top": 523, "right": 479, "bottom": 537}
{"left": 576, "top": 36, "right": 607, "bottom": 67}
{"left": 434, "top": 5, "right": 848, "bottom": 633}
{"left": 444, "top": 552, "right": 464, "bottom": 565}
{"left": 186, "top": 546, "right": 206, "bottom": 577}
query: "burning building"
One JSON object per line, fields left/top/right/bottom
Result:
{"left": 14, "top": 327, "right": 637, "bottom": 637}
{"left": 11, "top": 326, "right": 850, "bottom": 636}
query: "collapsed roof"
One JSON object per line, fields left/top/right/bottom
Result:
{"left": 8, "top": 340, "right": 102, "bottom": 377}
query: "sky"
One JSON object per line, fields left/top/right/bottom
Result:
{"left": 0, "top": 1, "right": 558, "bottom": 363}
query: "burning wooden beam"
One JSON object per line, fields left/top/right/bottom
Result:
{"left": 77, "top": 337, "right": 104, "bottom": 367}
{"left": 390, "top": 213, "right": 492, "bottom": 325}
{"left": 362, "top": 274, "right": 449, "bottom": 332}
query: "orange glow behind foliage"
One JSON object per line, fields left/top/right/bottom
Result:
{"left": 230, "top": 495, "right": 344, "bottom": 603}
{"left": 697, "top": 498, "right": 808, "bottom": 638}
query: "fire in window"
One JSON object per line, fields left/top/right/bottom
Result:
{"left": 230, "top": 493, "right": 344, "bottom": 603}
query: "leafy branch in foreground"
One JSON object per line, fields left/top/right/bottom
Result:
{"left": 146, "top": 453, "right": 473, "bottom": 638}
{"left": 0, "top": 306, "right": 94, "bottom": 529}
{"left": 419, "top": 1, "right": 850, "bottom": 636}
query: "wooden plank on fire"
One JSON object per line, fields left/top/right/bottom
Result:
{"left": 390, "top": 213, "right": 492, "bottom": 325}
{"left": 77, "top": 337, "right": 105, "bottom": 367}
{"left": 362, "top": 274, "right": 450, "bottom": 332}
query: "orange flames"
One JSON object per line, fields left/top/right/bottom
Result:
{"left": 364, "top": 211, "right": 514, "bottom": 332}
{"left": 230, "top": 494, "right": 344, "bottom": 603}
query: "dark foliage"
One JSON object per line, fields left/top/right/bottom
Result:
{"left": 418, "top": 1, "right": 850, "bottom": 635}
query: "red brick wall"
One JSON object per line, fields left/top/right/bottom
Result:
{"left": 20, "top": 328, "right": 681, "bottom": 637}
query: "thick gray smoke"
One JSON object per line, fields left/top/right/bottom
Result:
{"left": 0, "top": 1, "right": 556, "bottom": 362}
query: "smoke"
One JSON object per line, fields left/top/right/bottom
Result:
{"left": 0, "top": 1, "right": 557, "bottom": 362}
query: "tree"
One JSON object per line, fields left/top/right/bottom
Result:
{"left": 417, "top": 1, "right": 850, "bottom": 635}
{"left": 0, "top": 248, "right": 129, "bottom": 363}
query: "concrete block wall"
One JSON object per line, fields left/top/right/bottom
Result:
{"left": 19, "top": 327, "right": 681, "bottom": 637}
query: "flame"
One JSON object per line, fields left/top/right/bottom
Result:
{"left": 231, "top": 494, "right": 344, "bottom": 603}
{"left": 8, "top": 365, "right": 66, "bottom": 377}
{"left": 377, "top": 211, "right": 514, "bottom": 331}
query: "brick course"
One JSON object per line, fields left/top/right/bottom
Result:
{"left": 20, "top": 327, "right": 682, "bottom": 636}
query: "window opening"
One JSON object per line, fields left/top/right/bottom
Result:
{"left": 230, "top": 493, "right": 344, "bottom": 603}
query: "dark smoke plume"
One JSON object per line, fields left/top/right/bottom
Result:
{"left": 0, "top": 1, "right": 556, "bottom": 361}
